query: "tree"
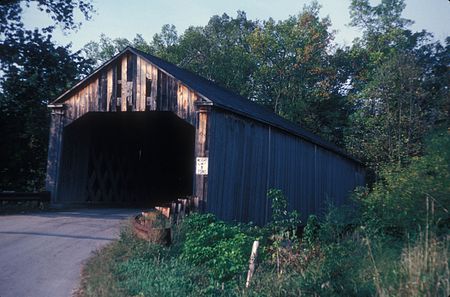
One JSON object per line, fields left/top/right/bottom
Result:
{"left": 345, "top": 53, "right": 428, "bottom": 172}
{"left": 0, "top": 0, "right": 94, "bottom": 191}
{"left": 247, "top": 3, "right": 352, "bottom": 144}
{"left": 1, "top": 0, "right": 93, "bottom": 32}
{"left": 344, "top": 0, "right": 449, "bottom": 176}
{"left": 83, "top": 34, "right": 132, "bottom": 67}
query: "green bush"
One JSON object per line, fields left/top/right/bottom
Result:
{"left": 303, "top": 215, "right": 320, "bottom": 247}
{"left": 181, "top": 213, "right": 260, "bottom": 283}
{"left": 267, "top": 189, "right": 300, "bottom": 240}
{"left": 356, "top": 130, "right": 450, "bottom": 236}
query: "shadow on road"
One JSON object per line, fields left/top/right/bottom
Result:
{"left": 0, "top": 231, "right": 114, "bottom": 241}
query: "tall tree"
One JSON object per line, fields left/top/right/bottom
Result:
{"left": 0, "top": 0, "right": 94, "bottom": 191}
{"left": 344, "top": 0, "right": 449, "bottom": 175}
{"left": 247, "top": 3, "right": 349, "bottom": 143}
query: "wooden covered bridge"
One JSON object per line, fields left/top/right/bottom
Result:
{"left": 46, "top": 46, "right": 365, "bottom": 224}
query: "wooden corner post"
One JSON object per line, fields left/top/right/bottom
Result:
{"left": 194, "top": 105, "right": 210, "bottom": 212}
{"left": 45, "top": 104, "right": 65, "bottom": 205}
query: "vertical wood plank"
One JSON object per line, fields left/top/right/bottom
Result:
{"left": 93, "top": 78, "right": 99, "bottom": 111}
{"left": 99, "top": 71, "right": 107, "bottom": 111}
{"left": 140, "top": 58, "right": 146, "bottom": 111}
{"left": 111, "top": 64, "right": 117, "bottom": 112}
{"left": 87, "top": 82, "right": 91, "bottom": 112}
{"left": 136, "top": 56, "right": 142, "bottom": 111}
{"left": 132, "top": 54, "right": 137, "bottom": 111}
{"left": 151, "top": 65, "right": 157, "bottom": 110}
{"left": 156, "top": 70, "right": 162, "bottom": 110}
{"left": 177, "top": 84, "right": 183, "bottom": 118}
{"left": 121, "top": 56, "right": 127, "bottom": 112}
{"left": 78, "top": 87, "right": 82, "bottom": 119}
{"left": 107, "top": 68, "right": 113, "bottom": 112}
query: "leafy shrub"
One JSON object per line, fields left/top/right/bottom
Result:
{"left": 356, "top": 130, "right": 450, "bottom": 236}
{"left": 264, "top": 189, "right": 301, "bottom": 276}
{"left": 267, "top": 189, "right": 300, "bottom": 240}
{"left": 303, "top": 215, "right": 320, "bottom": 247}
{"left": 181, "top": 213, "right": 260, "bottom": 283}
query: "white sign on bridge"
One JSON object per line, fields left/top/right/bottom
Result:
{"left": 196, "top": 157, "right": 208, "bottom": 175}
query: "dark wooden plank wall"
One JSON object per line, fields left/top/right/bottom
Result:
{"left": 57, "top": 124, "right": 90, "bottom": 203}
{"left": 207, "top": 109, "right": 365, "bottom": 225}
{"left": 63, "top": 54, "right": 198, "bottom": 126}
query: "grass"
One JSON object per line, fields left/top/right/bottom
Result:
{"left": 385, "top": 232, "right": 450, "bottom": 297}
{"left": 76, "top": 220, "right": 209, "bottom": 297}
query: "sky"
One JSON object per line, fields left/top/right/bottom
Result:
{"left": 22, "top": 0, "right": 450, "bottom": 51}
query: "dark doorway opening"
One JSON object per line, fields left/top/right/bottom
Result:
{"left": 57, "top": 112, "right": 195, "bottom": 207}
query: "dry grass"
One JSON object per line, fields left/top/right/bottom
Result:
{"left": 393, "top": 233, "right": 450, "bottom": 297}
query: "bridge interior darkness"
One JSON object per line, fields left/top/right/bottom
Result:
{"left": 57, "top": 112, "right": 195, "bottom": 207}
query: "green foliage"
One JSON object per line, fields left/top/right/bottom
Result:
{"left": 0, "top": 1, "right": 94, "bottom": 191}
{"left": 0, "top": 0, "right": 93, "bottom": 35}
{"left": 345, "top": 0, "right": 449, "bottom": 176}
{"left": 266, "top": 189, "right": 301, "bottom": 275}
{"left": 300, "top": 240, "right": 374, "bottom": 297}
{"left": 345, "top": 53, "right": 430, "bottom": 172}
{"left": 83, "top": 33, "right": 153, "bottom": 67}
{"left": 181, "top": 213, "right": 260, "bottom": 283}
{"left": 303, "top": 215, "right": 320, "bottom": 247}
{"left": 267, "top": 189, "right": 300, "bottom": 242}
{"left": 115, "top": 258, "right": 205, "bottom": 297}
{"left": 356, "top": 130, "right": 450, "bottom": 236}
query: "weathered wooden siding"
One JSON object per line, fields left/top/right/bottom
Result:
{"left": 63, "top": 53, "right": 198, "bottom": 126}
{"left": 207, "top": 109, "right": 365, "bottom": 225}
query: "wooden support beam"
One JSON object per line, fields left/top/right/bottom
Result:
{"left": 45, "top": 107, "right": 65, "bottom": 204}
{"left": 195, "top": 106, "right": 210, "bottom": 211}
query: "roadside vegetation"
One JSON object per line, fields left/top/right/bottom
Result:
{"left": 77, "top": 131, "right": 449, "bottom": 297}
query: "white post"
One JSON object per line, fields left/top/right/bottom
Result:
{"left": 246, "top": 240, "right": 260, "bottom": 288}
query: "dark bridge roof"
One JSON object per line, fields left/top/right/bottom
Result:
{"left": 52, "top": 46, "right": 361, "bottom": 164}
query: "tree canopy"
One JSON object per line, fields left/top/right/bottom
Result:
{"left": 0, "top": 0, "right": 94, "bottom": 190}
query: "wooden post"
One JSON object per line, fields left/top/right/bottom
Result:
{"left": 194, "top": 106, "right": 210, "bottom": 211}
{"left": 45, "top": 105, "right": 65, "bottom": 204}
{"left": 246, "top": 240, "right": 260, "bottom": 288}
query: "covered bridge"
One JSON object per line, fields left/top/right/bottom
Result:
{"left": 46, "top": 46, "right": 365, "bottom": 224}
